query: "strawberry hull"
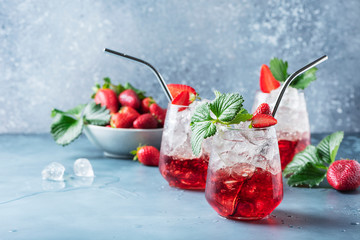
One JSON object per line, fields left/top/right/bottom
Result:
{"left": 159, "top": 154, "right": 209, "bottom": 190}
{"left": 205, "top": 167, "right": 283, "bottom": 220}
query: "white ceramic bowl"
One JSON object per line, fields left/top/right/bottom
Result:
{"left": 84, "top": 125, "right": 163, "bottom": 158}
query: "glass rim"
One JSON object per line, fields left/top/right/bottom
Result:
{"left": 220, "top": 125, "right": 276, "bottom": 132}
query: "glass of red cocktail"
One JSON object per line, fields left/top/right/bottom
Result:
{"left": 159, "top": 102, "right": 211, "bottom": 190}
{"left": 205, "top": 124, "right": 283, "bottom": 220}
{"left": 252, "top": 88, "right": 310, "bottom": 170}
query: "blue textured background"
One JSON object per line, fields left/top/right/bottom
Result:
{"left": 0, "top": 0, "right": 359, "bottom": 133}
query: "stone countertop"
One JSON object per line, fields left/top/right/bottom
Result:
{"left": 0, "top": 133, "right": 359, "bottom": 240}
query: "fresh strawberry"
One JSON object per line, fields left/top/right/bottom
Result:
{"left": 110, "top": 112, "right": 135, "bottom": 128}
{"left": 171, "top": 91, "right": 190, "bottom": 106}
{"left": 260, "top": 64, "right": 280, "bottom": 93}
{"left": 94, "top": 89, "right": 119, "bottom": 113}
{"left": 327, "top": 159, "right": 360, "bottom": 191}
{"left": 119, "top": 106, "right": 140, "bottom": 119}
{"left": 119, "top": 89, "right": 141, "bottom": 110}
{"left": 150, "top": 103, "right": 167, "bottom": 126}
{"left": 133, "top": 113, "right": 158, "bottom": 129}
{"left": 251, "top": 114, "right": 277, "bottom": 128}
{"left": 167, "top": 84, "right": 197, "bottom": 104}
{"left": 141, "top": 97, "right": 155, "bottom": 113}
{"left": 105, "top": 125, "right": 111, "bottom": 128}
{"left": 253, "top": 103, "right": 272, "bottom": 118}
{"left": 131, "top": 145, "right": 160, "bottom": 166}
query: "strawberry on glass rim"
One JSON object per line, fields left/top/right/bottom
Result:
{"left": 251, "top": 103, "right": 277, "bottom": 128}
{"left": 167, "top": 84, "right": 197, "bottom": 106}
{"left": 260, "top": 64, "right": 280, "bottom": 93}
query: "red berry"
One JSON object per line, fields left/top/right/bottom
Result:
{"left": 119, "top": 106, "right": 140, "bottom": 119}
{"left": 132, "top": 146, "right": 160, "bottom": 166}
{"left": 119, "top": 89, "right": 141, "bottom": 110}
{"left": 150, "top": 103, "right": 167, "bottom": 126}
{"left": 110, "top": 112, "right": 135, "bottom": 128}
{"left": 327, "top": 159, "right": 360, "bottom": 191}
{"left": 260, "top": 64, "right": 280, "bottom": 93}
{"left": 94, "top": 89, "right": 119, "bottom": 113}
{"left": 253, "top": 103, "right": 272, "bottom": 118}
{"left": 251, "top": 114, "right": 277, "bottom": 128}
{"left": 171, "top": 91, "right": 190, "bottom": 106}
{"left": 167, "top": 84, "right": 197, "bottom": 103}
{"left": 133, "top": 113, "right": 158, "bottom": 129}
{"left": 141, "top": 97, "right": 155, "bottom": 113}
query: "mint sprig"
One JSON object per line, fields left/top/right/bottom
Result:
{"left": 50, "top": 102, "right": 111, "bottom": 146}
{"left": 190, "top": 92, "right": 252, "bottom": 156}
{"left": 269, "top": 58, "right": 318, "bottom": 89}
{"left": 284, "top": 131, "right": 344, "bottom": 187}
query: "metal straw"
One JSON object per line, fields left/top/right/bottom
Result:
{"left": 272, "top": 55, "right": 328, "bottom": 117}
{"left": 104, "top": 48, "right": 173, "bottom": 102}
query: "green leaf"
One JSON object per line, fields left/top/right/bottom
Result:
{"left": 290, "top": 67, "right": 318, "bottom": 89}
{"left": 190, "top": 103, "right": 217, "bottom": 156}
{"left": 209, "top": 93, "right": 244, "bottom": 122}
{"left": 317, "top": 131, "right": 344, "bottom": 164}
{"left": 50, "top": 115, "right": 84, "bottom": 146}
{"left": 228, "top": 113, "right": 253, "bottom": 124}
{"left": 83, "top": 102, "right": 111, "bottom": 125}
{"left": 124, "top": 82, "right": 146, "bottom": 100}
{"left": 51, "top": 104, "right": 86, "bottom": 119}
{"left": 270, "top": 58, "right": 288, "bottom": 82}
{"left": 287, "top": 162, "right": 327, "bottom": 187}
{"left": 283, "top": 145, "right": 320, "bottom": 176}
{"left": 214, "top": 90, "right": 222, "bottom": 98}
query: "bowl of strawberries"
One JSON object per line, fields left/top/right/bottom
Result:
{"left": 50, "top": 78, "right": 168, "bottom": 158}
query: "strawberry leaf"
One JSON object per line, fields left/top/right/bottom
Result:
{"left": 190, "top": 103, "right": 217, "bottom": 156}
{"left": 50, "top": 115, "right": 84, "bottom": 146}
{"left": 287, "top": 162, "right": 327, "bottom": 187}
{"left": 316, "top": 131, "right": 344, "bottom": 164}
{"left": 290, "top": 67, "right": 318, "bottom": 89}
{"left": 51, "top": 104, "right": 86, "bottom": 119}
{"left": 83, "top": 102, "right": 111, "bottom": 125}
{"left": 228, "top": 113, "right": 253, "bottom": 124}
{"left": 209, "top": 93, "right": 244, "bottom": 122}
{"left": 270, "top": 58, "right": 288, "bottom": 82}
{"left": 283, "top": 145, "right": 320, "bottom": 176}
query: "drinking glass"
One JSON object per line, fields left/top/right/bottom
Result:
{"left": 252, "top": 87, "right": 310, "bottom": 170}
{"left": 159, "top": 103, "right": 211, "bottom": 190}
{"left": 205, "top": 125, "right": 283, "bottom": 220}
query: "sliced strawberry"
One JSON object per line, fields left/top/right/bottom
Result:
{"left": 119, "top": 89, "right": 141, "bottom": 110}
{"left": 260, "top": 64, "right": 280, "bottom": 93}
{"left": 133, "top": 113, "right": 158, "bottom": 129}
{"left": 167, "top": 84, "right": 197, "bottom": 103}
{"left": 94, "top": 89, "right": 119, "bottom": 114}
{"left": 141, "top": 97, "right": 155, "bottom": 113}
{"left": 131, "top": 145, "right": 160, "bottom": 166}
{"left": 171, "top": 91, "right": 190, "bottom": 106}
{"left": 327, "top": 159, "right": 360, "bottom": 191}
{"left": 150, "top": 103, "right": 167, "bottom": 126}
{"left": 251, "top": 114, "right": 277, "bottom": 128}
{"left": 110, "top": 112, "right": 134, "bottom": 128}
{"left": 253, "top": 103, "right": 272, "bottom": 118}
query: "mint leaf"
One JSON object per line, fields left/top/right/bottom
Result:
{"left": 83, "top": 102, "right": 111, "bottom": 125}
{"left": 190, "top": 103, "right": 217, "bottom": 156}
{"left": 51, "top": 104, "right": 86, "bottom": 119}
{"left": 283, "top": 145, "right": 320, "bottom": 176}
{"left": 124, "top": 82, "right": 146, "bottom": 100}
{"left": 50, "top": 115, "right": 84, "bottom": 146}
{"left": 270, "top": 58, "right": 288, "bottom": 82}
{"left": 287, "top": 162, "right": 327, "bottom": 187}
{"left": 228, "top": 113, "right": 253, "bottom": 124}
{"left": 317, "top": 131, "right": 344, "bottom": 165}
{"left": 290, "top": 67, "right": 318, "bottom": 89}
{"left": 209, "top": 93, "right": 244, "bottom": 122}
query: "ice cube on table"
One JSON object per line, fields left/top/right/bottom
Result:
{"left": 74, "top": 158, "right": 94, "bottom": 177}
{"left": 41, "top": 162, "right": 65, "bottom": 181}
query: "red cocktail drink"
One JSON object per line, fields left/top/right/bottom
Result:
{"left": 159, "top": 103, "right": 211, "bottom": 190}
{"left": 205, "top": 125, "right": 283, "bottom": 220}
{"left": 278, "top": 136, "right": 310, "bottom": 170}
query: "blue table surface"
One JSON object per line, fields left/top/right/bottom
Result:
{"left": 0, "top": 133, "right": 359, "bottom": 240}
